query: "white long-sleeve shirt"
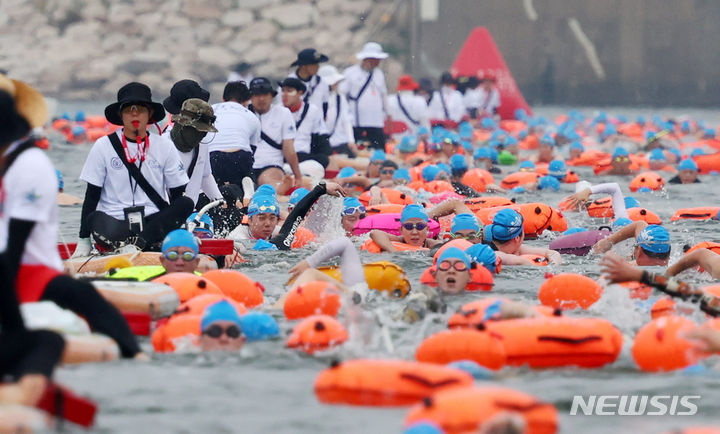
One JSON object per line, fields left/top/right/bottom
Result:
{"left": 387, "top": 91, "right": 430, "bottom": 137}
{"left": 339, "top": 64, "right": 388, "bottom": 128}
{"left": 325, "top": 91, "right": 354, "bottom": 147}
{"left": 428, "top": 86, "right": 466, "bottom": 122}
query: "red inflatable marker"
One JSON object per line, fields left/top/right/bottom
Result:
{"left": 451, "top": 27, "right": 532, "bottom": 120}
{"left": 36, "top": 383, "right": 97, "bottom": 428}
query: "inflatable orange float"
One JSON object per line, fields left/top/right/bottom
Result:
{"left": 202, "top": 269, "right": 264, "bottom": 308}
{"left": 650, "top": 298, "right": 676, "bottom": 319}
{"left": 151, "top": 314, "right": 201, "bottom": 353}
{"left": 283, "top": 281, "right": 342, "bottom": 320}
{"left": 464, "top": 196, "right": 514, "bottom": 212}
{"left": 671, "top": 207, "right": 720, "bottom": 221}
{"left": 629, "top": 171, "right": 665, "bottom": 192}
{"left": 415, "top": 328, "right": 506, "bottom": 369}
{"left": 360, "top": 239, "right": 428, "bottom": 254}
{"left": 627, "top": 207, "right": 662, "bottom": 225}
{"left": 500, "top": 172, "right": 541, "bottom": 189}
{"left": 286, "top": 315, "right": 348, "bottom": 354}
{"left": 538, "top": 274, "right": 603, "bottom": 310}
{"left": 460, "top": 168, "right": 495, "bottom": 192}
{"left": 632, "top": 316, "right": 702, "bottom": 372}
{"left": 364, "top": 204, "right": 405, "bottom": 215}
{"left": 358, "top": 188, "right": 414, "bottom": 206}
{"left": 152, "top": 273, "right": 223, "bottom": 302}
{"left": 586, "top": 196, "right": 614, "bottom": 218}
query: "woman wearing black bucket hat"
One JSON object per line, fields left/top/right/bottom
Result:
{"left": 74, "top": 82, "right": 193, "bottom": 256}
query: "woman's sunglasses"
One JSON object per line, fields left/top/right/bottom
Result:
{"left": 438, "top": 260, "right": 468, "bottom": 272}
{"left": 402, "top": 222, "right": 428, "bottom": 231}
{"left": 163, "top": 250, "right": 197, "bottom": 262}
{"left": 202, "top": 324, "right": 242, "bottom": 339}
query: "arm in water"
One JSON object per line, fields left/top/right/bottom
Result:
{"left": 299, "top": 237, "right": 366, "bottom": 287}
{"left": 565, "top": 182, "right": 628, "bottom": 219}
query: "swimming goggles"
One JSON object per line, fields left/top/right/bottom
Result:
{"left": 202, "top": 324, "right": 242, "bottom": 339}
{"left": 402, "top": 222, "right": 428, "bottom": 231}
{"left": 255, "top": 205, "right": 278, "bottom": 213}
{"left": 343, "top": 206, "right": 366, "bottom": 216}
{"left": 452, "top": 231, "right": 482, "bottom": 240}
{"left": 613, "top": 156, "right": 630, "bottom": 162}
{"left": 438, "top": 260, "right": 468, "bottom": 272}
{"left": 163, "top": 250, "right": 197, "bottom": 262}
{"left": 380, "top": 168, "right": 396, "bottom": 175}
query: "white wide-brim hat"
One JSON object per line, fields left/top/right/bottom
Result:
{"left": 356, "top": 42, "right": 389, "bottom": 60}
{"left": 317, "top": 65, "right": 345, "bottom": 86}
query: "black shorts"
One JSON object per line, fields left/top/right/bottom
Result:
{"left": 353, "top": 127, "right": 386, "bottom": 150}
{"left": 210, "top": 150, "right": 254, "bottom": 186}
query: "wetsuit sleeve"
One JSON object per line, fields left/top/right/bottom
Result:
{"left": 79, "top": 183, "right": 101, "bottom": 238}
{"left": 590, "top": 182, "right": 628, "bottom": 219}
{"left": 452, "top": 181, "right": 481, "bottom": 198}
{"left": 269, "top": 183, "right": 327, "bottom": 250}
{"left": 305, "top": 237, "right": 366, "bottom": 287}
{"left": 0, "top": 255, "right": 25, "bottom": 332}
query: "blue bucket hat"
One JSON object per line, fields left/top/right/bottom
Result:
{"left": 342, "top": 197, "right": 365, "bottom": 215}
{"left": 485, "top": 209, "right": 524, "bottom": 242}
{"left": 449, "top": 154, "right": 468, "bottom": 170}
{"left": 437, "top": 247, "right": 471, "bottom": 270}
{"left": 451, "top": 213, "right": 480, "bottom": 234}
{"left": 201, "top": 299, "right": 243, "bottom": 332}
{"left": 538, "top": 175, "right": 560, "bottom": 191}
{"left": 624, "top": 196, "right": 640, "bottom": 209}
{"left": 613, "top": 217, "right": 633, "bottom": 228}
{"left": 370, "top": 150, "right": 386, "bottom": 162}
{"left": 239, "top": 312, "right": 279, "bottom": 341}
{"left": 422, "top": 165, "right": 440, "bottom": 182}
{"left": 255, "top": 184, "right": 277, "bottom": 198}
{"left": 400, "top": 204, "right": 428, "bottom": 223}
{"left": 548, "top": 160, "right": 567, "bottom": 179}
{"left": 393, "top": 168, "right": 411, "bottom": 182}
{"left": 162, "top": 229, "right": 199, "bottom": 254}
{"left": 649, "top": 148, "right": 666, "bottom": 162}
{"left": 473, "top": 147, "right": 491, "bottom": 160}
{"left": 637, "top": 224, "right": 671, "bottom": 254}
{"left": 678, "top": 159, "right": 698, "bottom": 172}
{"left": 289, "top": 187, "right": 309, "bottom": 207}
{"left": 465, "top": 243, "right": 497, "bottom": 274}
{"left": 248, "top": 195, "right": 280, "bottom": 217}
{"left": 612, "top": 147, "right": 629, "bottom": 158}
{"left": 519, "top": 160, "right": 535, "bottom": 171}
{"left": 337, "top": 167, "right": 357, "bottom": 178}
{"left": 397, "top": 135, "right": 418, "bottom": 153}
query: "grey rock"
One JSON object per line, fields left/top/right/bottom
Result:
{"left": 261, "top": 3, "right": 316, "bottom": 29}
{"left": 119, "top": 52, "right": 171, "bottom": 75}
{"left": 240, "top": 20, "right": 278, "bottom": 42}
{"left": 220, "top": 9, "right": 254, "bottom": 27}
{"left": 197, "top": 46, "right": 237, "bottom": 69}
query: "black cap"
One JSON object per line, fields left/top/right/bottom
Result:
{"left": 278, "top": 77, "right": 307, "bottom": 93}
{"left": 249, "top": 77, "right": 277, "bottom": 96}
{"left": 290, "top": 48, "right": 329, "bottom": 67}
{"left": 380, "top": 160, "right": 399, "bottom": 170}
{"left": 231, "top": 61, "right": 252, "bottom": 73}
{"left": 440, "top": 72, "right": 456, "bottom": 85}
{"left": 418, "top": 77, "right": 434, "bottom": 94}
{"left": 163, "top": 80, "right": 210, "bottom": 115}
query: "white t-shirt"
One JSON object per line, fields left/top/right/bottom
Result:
{"left": 80, "top": 130, "right": 188, "bottom": 219}
{"left": 0, "top": 141, "right": 62, "bottom": 270}
{"left": 477, "top": 87, "right": 501, "bottom": 114}
{"left": 387, "top": 91, "right": 430, "bottom": 136}
{"left": 428, "top": 86, "right": 466, "bottom": 122}
{"left": 287, "top": 72, "right": 330, "bottom": 111}
{"left": 325, "top": 91, "right": 354, "bottom": 147}
{"left": 463, "top": 87, "right": 482, "bottom": 110}
{"left": 290, "top": 102, "right": 327, "bottom": 155}
{"left": 252, "top": 105, "right": 297, "bottom": 169}
{"left": 339, "top": 64, "right": 387, "bottom": 128}
{"left": 176, "top": 144, "right": 223, "bottom": 204}
{"left": 209, "top": 101, "right": 260, "bottom": 153}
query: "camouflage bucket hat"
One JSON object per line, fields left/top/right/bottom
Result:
{"left": 174, "top": 98, "right": 218, "bottom": 132}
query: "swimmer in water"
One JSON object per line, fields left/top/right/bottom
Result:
{"left": 369, "top": 204, "right": 444, "bottom": 252}
{"left": 483, "top": 209, "right": 562, "bottom": 265}
{"left": 198, "top": 300, "right": 246, "bottom": 352}
{"left": 592, "top": 222, "right": 671, "bottom": 266}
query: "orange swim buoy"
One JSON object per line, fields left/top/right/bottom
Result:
{"left": 174, "top": 294, "right": 248, "bottom": 317}
{"left": 564, "top": 170, "right": 580, "bottom": 183}
{"left": 569, "top": 150, "right": 609, "bottom": 167}
{"left": 685, "top": 241, "right": 720, "bottom": 256}
{"left": 151, "top": 314, "right": 201, "bottom": 353}
{"left": 522, "top": 254, "right": 550, "bottom": 266}
{"left": 283, "top": 281, "right": 342, "bottom": 320}
{"left": 586, "top": 196, "right": 614, "bottom": 218}
{"left": 364, "top": 204, "right": 405, "bottom": 215}
{"left": 314, "top": 359, "right": 473, "bottom": 406}
{"left": 202, "top": 269, "right": 264, "bottom": 308}
{"left": 627, "top": 207, "right": 662, "bottom": 225}
{"left": 650, "top": 298, "right": 676, "bottom": 319}
{"left": 424, "top": 180, "right": 456, "bottom": 194}
{"left": 358, "top": 188, "right": 414, "bottom": 206}
{"left": 152, "top": 273, "right": 223, "bottom": 302}
{"left": 500, "top": 171, "right": 541, "bottom": 189}
{"left": 629, "top": 171, "right": 665, "bottom": 192}
{"left": 486, "top": 316, "right": 623, "bottom": 368}
{"left": 538, "top": 273, "right": 603, "bottom": 310}
{"left": 404, "top": 386, "right": 559, "bottom": 434}
{"left": 447, "top": 298, "right": 555, "bottom": 329}
{"left": 670, "top": 207, "right": 720, "bottom": 221}
{"left": 464, "top": 196, "right": 514, "bottom": 212}
{"left": 460, "top": 168, "right": 495, "bottom": 192}
{"left": 415, "top": 328, "right": 507, "bottom": 369}
{"left": 291, "top": 226, "right": 316, "bottom": 249}
{"left": 475, "top": 203, "right": 558, "bottom": 238}
{"left": 620, "top": 281, "right": 653, "bottom": 300}
{"left": 693, "top": 152, "right": 720, "bottom": 174}
{"left": 286, "top": 315, "right": 348, "bottom": 354}
{"left": 360, "top": 239, "right": 428, "bottom": 254}
{"left": 632, "top": 316, "right": 702, "bottom": 372}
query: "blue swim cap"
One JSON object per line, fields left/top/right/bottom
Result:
{"left": 616, "top": 115, "right": 628, "bottom": 123}
{"left": 447, "top": 360, "right": 493, "bottom": 380}
{"left": 422, "top": 165, "right": 440, "bottom": 182}
{"left": 538, "top": 175, "right": 560, "bottom": 191}
{"left": 61, "top": 112, "right": 71, "bottom": 120}
{"left": 460, "top": 140, "right": 473, "bottom": 151}
{"left": 239, "top": 312, "right": 279, "bottom": 341}
{"left": 637, "top": 225, "right": 671, "bottom": 254}
{"left": 602, "top": 123, "right": 617, "bottom": 137}
{"left": 72, "top": 125, "right": 86, "bottom": 136}
{"left": 459, "top": 122, "right": 473, "bottom": 139}
{"left": 75, "top": 111, "right": 86, "bottom": 122}
{"left": 612, "top": 147, "right": 629, "bottom": 158}
{"left": 401, "top": 204, "right": 428, "bottom": 223}
{"left": 398, "top": 135, "right": 418, "bottom": 153}
{"left": 704, "top": 128, "right": 716, "bottom": 138}
{"left": 563, "top": 227, "right": 587, "bottom": 235}
{"left": 489, "top": 130, "right": 505, "bottom": 142}
{"left": 540, "top": 134, "right": 554, "bottom": 146}
{"left": 417, "top": 126, "right": 429, "bottom": 136}
{"left": 201, "top": 299, "right": 243, "bottom": 332}
{"left": 613, "top": 217, "right": 633, "bottom": 228}
{"left": 504, "top": 136, "right": 518, "bottom": 147}
{"left": 473, "top": 147, "right": 490, "bottom": 160}
{"left": 678, "top": 159, "right": 698, "bottom": 172}
{"left": 565, "top": 130, "right": 581, "bottom": 141}
{"left": 343, "top": 196, "right": 365, "bottom": 214}
{"left": 681, "top": 120, "right": 691, "bottom": 133}
{"left": 393, "top": 168, "right": 411, "bottom": 182}
{"left": 451, "top": 213, "right": 480, "bottom": 234}
{"left": 465, "top": 243, "right": 497, "bottom": 274}
{"left": 624, "top": 196, "right": 640, "bottom": 209}
{"left": 480, "top": 117, "right": 496, "bottom": 130}
{"left": 248, "top": 195, "right": 280, "bottom": 217}
{"left": 337, "top": 167, "right": 357, "bottom": 178}
{"left": 161, "top": 229, "right": 199, "bottom": 254}
{"left": 253, "top": 239, "right": 278, "bottom": 250}
{"left": 569, "top": 141, "right": 584, "bottom": 151}
{"left": 595, "top": 111, "right": 608, "bottom": 123}
{"left": 289, "top": 188, "right": 310, "bottom": 206}
{"left": 649, "top": 148, "right": 666, "bottom": 161}
{"left": 548, "top": 160, "right": 567, "bottom": 179}
{"left": 255, "top": 184, "right": 277, "bottom": 198}
{"left": 186, "top": 212, "right": 214, "bottom": 237}
{"left": 636, "top": 116, "right": 646, "bottom": 125}
{"left": 370, "top": 150, "right": 386, "bottom": 162}
{"left": 488, "top": 147, "right": 499, "bottom": 163}
{"left": 637, "top": 187, "right": 652, "bottom": 193}
{"left": 514, "top": 108, "right": 529, "bottom": 120}
{"left": 485, "top": 209, "right": 524, "bottom": 242}
{"left": 690, "top": 148, "right": 705, "bottom": 157}
{"left": 55, "top": 169, "right": 64, "bottom": 191}
{"left": 437, "top": 247, "right": 471, "bottom": 269}
{"left": 449, "top": 154, "right": 468, "bottom": 170}
{"left": 519, "top": 160, "right": 535, "bottom": 170}
{"left": 403, "top": 421, "right": 444, "bottom": 434}
{"left": 443, "top": 132, "right": 460, "bottom": 145}
{"left": 517, "top": 129, "right": 528, "bottom": 140}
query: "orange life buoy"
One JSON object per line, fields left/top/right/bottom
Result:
{"left": 685, "top": 241, "right": 720, "bottom": 256}
{"left": 475, "top": 203, "right": 558, "bottom": 238}
{"left": 291, "top": 226, "right": 316, "bottom": 249}
{"left": 151, "top": 314, "right": 201, "bottom": 353}
{"left": 314, "top": 359, "right": 473, "bottom": 406}
{"left": 693, "top": 152, "right": 720, "bottom": 174}
{"left": 86, "top": 128, "right": 108, "bottom": 142}
{"left": 629, "top": 171, "right": 665, "bottom": 192}
{"left": 627, "top": 207, "right": 662, "bottom": 225}
{"left": 650, "top": 298, "right": 675, "bottom": 319}
{"left": 152, "top": 273, "right": 223, "bottom": 302}
{"left": 447, "top": 298, "right": 555, "bottom": 329}
{"left": 358, "top": 188, "right": 414, "bottom": 206}
{"left": 564, "top": 170, "right": 580, "bottom": 183}
{"left": 632, "top": 316, "right": 702, "bottom": 372}
{"left": 538, "top": 273, "right": 603, "bottom": 310}
{"left": 586, "top": 196, "right": 614, "bottom": 218}
{"left": 286, "top": 315, "right": 348, "bottom": 354}
{"left": 460, "top": 168, "right": 495, "bottom": 192}
{"left": 464, "top": 196, "right": 514, "bottom": 212}
{"left": 500, "top": 172, "right": 541, "bottom": 189}
{"left": 202, "top": 269, "right": 264, "bottom": 308}
{"left": 424, "top": 180, "right": 456, "bottom": 194}
{"left": 360, "top": 239, "right": 428, "bottom": 254}
{"left": 404, "top": 386, "right": 559, "bottom": 434}
{"left": 670, "top": 207, "right": 720, "bottom": 221}
{"left": 568, "top": 150, "right": 609, "bottom": 167}
{"left": 283, "top": 281, "right": 342, "bottom": 320}
{"left": 415, "top": 328, "right": 507, "bottom": 369}
{"left": 364, "top": 204, "right": 405, "bottom": 215}
{"left": 522, "top": 254, "right": 550, "bottom": 266}
{"left": 174, "top": 293, "right": 248, "bottom": 317}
